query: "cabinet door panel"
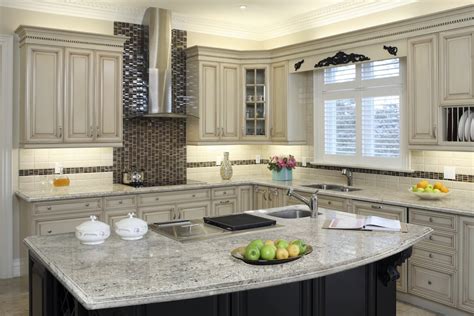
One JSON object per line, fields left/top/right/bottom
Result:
{"left": 26, "top": 45, "right": 63, "bottom": 143}
{"left": 178, "top": 201, "right": 211, "bottom": 220}
{"left": 440, "top": 29, "right": 474, "bottom": 104}
{"left": 270, "top": 62, "right": 288, "bottom": 141}
{"left": 64, "top": 48, "right": 94, "bottom": 143}
{"left": 220, "top": 64, "right": 240, "bottom": 140}
{"left": 95, "top": 51, "right": 122, "bottom": 143}
{"left": 238, "top": 186, "right": 254, "bottom": 212}
{"left": 139, "top": 205, "right": 176, "bottom": 223}
{"left": 200, "top": 62, "right": 220, "bottom": 140}
{"left": 213, "top": 199, "right": 238, "bottom": 216}
{"left": 407, "top": 35, "right": 438, "bottom": 144}
{"left": 459, "top": 217, "right": 474, "bottom": 313}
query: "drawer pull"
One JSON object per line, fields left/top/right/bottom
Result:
{"left": 155, "top": 197, "right": 160, "bottom": 201}
{"left": 118, "top": 200, "right": 123, "bottom": 204}
{"left": 85, "top": 203, "right": 90, "bottom": 207}
{"left": 428, "top": 280, "right": 432, "bottom": 285}
{"left": 327, "top": 201, "right": 332, "bottom": 205}
{"left": 429, "top": 236, "right": 433, "bottom": 240}
{"left": 220, "top": 200, "right": 230, "bottom": 204}
{"left": 371, "top": 205, "right": 382, "bottom": 209}
{"left": 47, "top": 230, "right": 52, "bottom": 234}
{"left": 47, "top": 206, "right": 52, "bottom": 210}
{"left": 429, "top": 217, "right": 433, "bottom": 222}
{"left": 192, "top": 194, "right": 196, "bottom": 198}
{"left": 223, "top": 192, "right": 227, "bottom": 195}
{"left": 429, "top": 253, "right": 433, "bottom": 258}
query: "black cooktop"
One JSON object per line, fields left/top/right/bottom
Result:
{"left": 204, "top": 214, "right": 277, "bottom": 231}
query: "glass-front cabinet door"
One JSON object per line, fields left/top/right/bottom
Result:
{"left": 242, "top": 65, "right": 270, "bottom": 140}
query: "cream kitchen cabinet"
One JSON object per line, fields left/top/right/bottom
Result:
{"left": 459, "top": 216, "right": 474, "bottom": 313}
{"left": 212, "top": 199, "right": 238, "bottom": 216}
{"left": 238, "top": 185, "right": 254, "bottom": 212}
{"left": 187, "top": 61, "right": 240, "bottom": 143}
{"left": 270, "top": 62, "right": 307, "bottom": 144}
{"left": 16, "top": 26, "right": 126, "bottom": 148}
{"left": 177, "top": 201, "right": 212, "bottom": 220}
{"left": 353, "top": 201, "right": 408, "bottom": 293}
{"left": 407, "top": 34, "right": 439, "bottom": 145}
{"left": 439, "top": 28, "right": 474, "bottom": 105}
{"left": 254, "top": 186, "right": 285, "bottom": 209}
{"left": 139, "top": 205, "right": 176, "bottom": 224}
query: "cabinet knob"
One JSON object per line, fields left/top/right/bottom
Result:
{"left": 118, "top": 200, "right": 123, "bottom": 204}
{"left": 327, "top": 201, "right": 332, "bottom": 205}
{"left": 429, "top": 236, "right": 433, "bottom": 240}
{"left": 47, "top": 230, "right": 52, "bottom": 234}
{"left": 85, "top": 203, "right": 90, "bottom": 207}
{"left": 429, "top": 217, "right": 433, "bottom": 222}
{"left": 223, "top": 192, "right": 227, "bottom": 195}
{"left": 428, "top": 253, "right": 433, "bottom": 258}
{"left": 47, "top": 206, "right": 52, "bottom": 210}
{"left": 155, "top": 197, "right": 160, "bottom": 201}
{"left": 428, "top": 280, "right": 432, "bottom": 285}
{"left": 192, "top": 194, "right": 196, "bottom": 198}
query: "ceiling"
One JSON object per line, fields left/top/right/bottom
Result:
{"left": 0, "top": 0, "right": 469, "bottom": 40}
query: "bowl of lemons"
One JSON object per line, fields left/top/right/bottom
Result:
{"left": 409, "top": 180, "right": 450, "bottom": 200}
{"left": 231, "top": 239, "right": 312, "bottom": 265}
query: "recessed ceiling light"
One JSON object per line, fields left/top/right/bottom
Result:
{"left": 239, "top": 5, "right": 247, "bottom": 10}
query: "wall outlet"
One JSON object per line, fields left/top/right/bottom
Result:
{"left": 216, "top": 156, "right": 222, "bottom": 166}
{"left": 256, "top": 155, "right": 261, "bottom": 164}
{"left": 302, "top": 157, "right": 307, "bottom": 167}
{"left": 443, "top": 166, "right": 456, "bottom": 180}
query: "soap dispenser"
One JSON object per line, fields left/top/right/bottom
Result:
{"left": 53, "top": 163, "right": 70, "bottom": 187}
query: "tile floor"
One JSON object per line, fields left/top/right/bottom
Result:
{"left": 0, "top": 277, "right": 438, "bottom": 316}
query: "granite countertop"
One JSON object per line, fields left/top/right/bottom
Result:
{"left": 25, "top": 207, "right": 432, "bottom": 310}
{"left": 16, "top": 177, "right": 474, "bottom": 216}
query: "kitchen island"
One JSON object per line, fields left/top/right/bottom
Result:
{"left": 25, "top": 207, "right": 431, "bottom": 316}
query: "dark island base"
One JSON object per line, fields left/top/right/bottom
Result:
{"left": 29, "top": 248, "right": 412, "bottom": 316}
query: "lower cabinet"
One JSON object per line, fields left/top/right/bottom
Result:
{"left": 238, "top": 185, "right": 254, "bottom": 212}
{"left": 459, "top": 216, "right": 474, "bottom": 313}
{"left": 254, "top": 186, "right": 285, "bottom": 209}
{"left": 139, "top": 205, "right": 176, "bottom": 224}
{"left": 178, "top": 201, "right": 212, "bottom": 220}
{"left": 317, "top": 195, "right": 350, "bottom": 212}
{"left": 353, "top": 201, "right": 408, "bottom": 293}
{"left": 212, "top": 198, "right": 238, "bottom": 216}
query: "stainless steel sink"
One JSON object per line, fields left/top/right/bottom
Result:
{"left": 267, "top": 209, "right": 321, "bottom": 219}
{"left": 303, "top": 183, "right": 361, "bottom": 192}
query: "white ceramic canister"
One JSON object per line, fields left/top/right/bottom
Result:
{"left": 114, "top": 212, "right": 148, "bottom": 240}
{"left": 75, "top": 215, "right": 110, "bottom": 245}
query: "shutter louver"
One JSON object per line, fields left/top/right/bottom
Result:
{"left": 324, "top": 99, "right": 356, "bottom": 155}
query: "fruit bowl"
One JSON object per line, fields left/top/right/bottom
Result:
{"left": 231, "top": 245, "right": 313, "bottom": 265}
{"left": 409, "top": 188, "right": 451, "bottom": 200}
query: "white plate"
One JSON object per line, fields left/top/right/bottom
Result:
{"left": 466, "top": 113, "right": 474, "bottom": 142}
{"left": 471, "top": 115, "right": 474, "bottom": 141}
{"left": 409, "top": 188, "right": 451, "bottom": 200}
{"left": 458, "top": 111, "right": 469, "bottom": 141}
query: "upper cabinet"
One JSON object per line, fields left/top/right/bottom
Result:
{"left": 186, "top": 47, "right": 307, "bottom": 145}
{"left": 439, "top": 28, "right": 474, "bottom": 105}
{"left": 16, "top": 26, "right": 127, "bottom": 148}
{"left": 407, "top": 34, "right": 439, "bottom": 145}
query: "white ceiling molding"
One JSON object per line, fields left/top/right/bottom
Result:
{"left": 1, "top": 0, "right": 417, "bottom": 40}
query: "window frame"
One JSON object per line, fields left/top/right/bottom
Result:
{"left": 313, "top": 58, "right": 409, "bottom": 171}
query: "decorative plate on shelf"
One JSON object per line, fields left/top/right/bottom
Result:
{"left": 408, "top": 188, "right": 451, "bottom": 200}
{"left": 231, "top": 245, "right": 313, "bottom": 265}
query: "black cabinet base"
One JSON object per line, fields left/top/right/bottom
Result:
{"left": 29, "top": 248, "right": 411, "bottom": 316}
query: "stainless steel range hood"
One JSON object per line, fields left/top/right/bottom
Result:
{"left": 142, "top": 8, "right": 186, "bottom": 118}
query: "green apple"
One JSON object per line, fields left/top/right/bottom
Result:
{"left": 416, "top": 188, "right": 425, "bottom": 192}
{"left": 411, "top": 185, "right": 417, "bottom": 192}
{"left": 291, "top": 240, "right": 307, "bottom": 254}
{"left": 247, "top": 239, "right": 264, "bottom": 250}
{"left": 275, "top": 239, "right": 289, "bottom": 249}
{"left": 426, "top": 184, "right": 433, "bottom": 190}
{"left": 244, "top": 246, "right": 260, "bottom": 261}
{"left": 433, "top": 188, "right": 441, "bottom": 193}
{"left": 260, "top": 245, "right": 276, "bottom": 260}
{"left": 425, "top": 187, "right": 434, "bottom": 193}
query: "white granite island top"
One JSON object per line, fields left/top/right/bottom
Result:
{"left": 24, "top": 207, "right": 432, "bottom": 310}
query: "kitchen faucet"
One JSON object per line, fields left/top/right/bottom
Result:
{"left": 287, "top": 189, "right": 319, "bottom": 218}
{"left": 341, "top": 168, "right": 353, "bottom": 186}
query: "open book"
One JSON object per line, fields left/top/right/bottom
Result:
{"left": 324, "top": 216, "right": 403, "bottom": 232}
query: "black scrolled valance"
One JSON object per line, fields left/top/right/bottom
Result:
{"left": 314, "top": 51, "right": 370, "bottom": 68}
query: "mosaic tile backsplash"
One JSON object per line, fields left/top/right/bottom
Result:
{"left": 113, "top": 22, "right": 187, "bottom": 185}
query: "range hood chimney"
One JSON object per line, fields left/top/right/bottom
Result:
{"left": 142, "top": 8, "right": 186, "bottom": 118}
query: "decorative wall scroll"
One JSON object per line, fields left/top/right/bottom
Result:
{"left": 383, "top": 45, "right": 398, "bottom": 56}
{"left": 294, "top": 59, "right": 304, "bottom": 71}
{"left": 314, "top": 51, "right": 370, "bottom": 68}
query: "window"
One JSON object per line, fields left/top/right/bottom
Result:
{"left": 314, "top": 58, "right": 407, "bottom": 170}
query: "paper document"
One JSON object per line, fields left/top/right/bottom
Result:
{"left": 327, "top": 216, "right": 401, "bottom": 232}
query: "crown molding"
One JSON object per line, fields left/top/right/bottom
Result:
{"left": 2, "top": 0, "right": 417, "bottom": 41}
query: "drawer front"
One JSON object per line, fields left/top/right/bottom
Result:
{"left": 104, "top": 195, "right": 137, "bottom": 210}
{"left": 37, "top": 214, "right": 100, "bottom": 236}
{"left": 419, "top": 230, "right": 457, "bottom": 251}
{"left": 213, "top": 198, "right": 238, "bottom": 216}
{"left": 412, "top": 246, "right": 457, "bottom": 269}
{"left": 409, "top": 208, "right": 457, "bottom": 231}
{"left": 318, "top": 195, "right": 348, "bottom": 212}
{"left": 138, "top": 189, "right": 211, "bottom": 206}
{"left": 178, "top": 201, "right": 211, "bottom": 220}
{"left": 353, "top": 201, "right": 407, "bottom": 222}
{"left": 34, "top": 198, "right": 102, "bottom": 215}
{"left": 408, "top": 262, "right": 456, "bottom": 306}
{"left": 212, "top": 187, "right": 237, "bottom": 199}
{"left": 139, "top": 205, "right": 176, "bottom": 224}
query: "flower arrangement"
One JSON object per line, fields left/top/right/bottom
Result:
{"left": 268, "top": 155, "right": 297, "bottom": 172}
